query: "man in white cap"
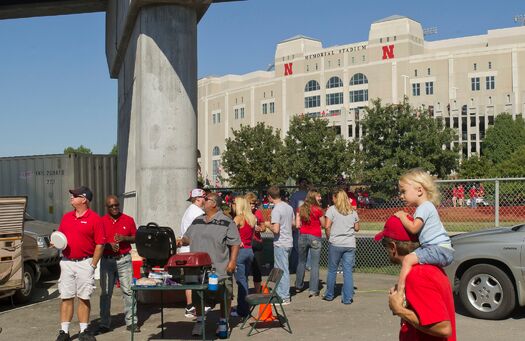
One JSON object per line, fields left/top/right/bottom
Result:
{"left": 180, "top": 188, "right": 206, "bottom": 317}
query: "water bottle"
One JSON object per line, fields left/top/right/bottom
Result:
{"left": 217, "top": 319, "right": 228, "bottom": 339}
{"left": 208, "top": 268, "right": 219, "bottom": 291}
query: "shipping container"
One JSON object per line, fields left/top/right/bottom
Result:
{"left": 0, "top": 154, "right": 117, "bottom": 223}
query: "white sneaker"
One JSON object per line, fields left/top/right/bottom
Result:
{"left": 185, "top": 306, "right": 196, "bottom": 318}
{"left": 205, "top": 306, "right": 212, "bottom": 314}
{"left": 192, "top": 321, "right": 203, "bottom": 336}
{"left": 281, "top": 298, "right": 291, "bottom": 305}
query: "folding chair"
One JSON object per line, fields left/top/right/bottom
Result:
{"left": 240, "top": 268, "right": 292, "bottom": 336}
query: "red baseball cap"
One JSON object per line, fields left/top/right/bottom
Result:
{"left": 374, "top": 214, "right": 418, "bottom": 242}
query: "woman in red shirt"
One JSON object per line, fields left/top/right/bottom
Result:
{"left": 233, "top": 196, "right": 256, "bottom": 317}
{"left": 244, "top": 192, "right": 264, "bottom": 293}
{"left": 295, "top": 190, "right": 325, "bottom": 297}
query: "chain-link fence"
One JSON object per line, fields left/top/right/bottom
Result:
{"left": 209, "top": 178, "right": 525, "bottom": 275}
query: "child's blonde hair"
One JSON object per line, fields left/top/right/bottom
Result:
{"left": 399, "top": 168, "right": 440, "bottom": 206}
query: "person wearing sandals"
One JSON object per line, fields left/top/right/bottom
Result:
{"left": 323, "top": 189, "right": 359, "bottom": 304}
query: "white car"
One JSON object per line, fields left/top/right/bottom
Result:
{"left": 465, "top": 197, "right": 490, "bottom": 207}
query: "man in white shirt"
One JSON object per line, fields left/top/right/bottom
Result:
{"left": 180, "top": 188, "right": 206, "bottom": 317}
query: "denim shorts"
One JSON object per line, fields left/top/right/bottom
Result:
{"left": 415, "top": 244, "right": 454, "bottom": 267}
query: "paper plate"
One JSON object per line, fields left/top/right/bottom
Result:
{"left": 51, "top": 231, "right": 68, "bottom": 250}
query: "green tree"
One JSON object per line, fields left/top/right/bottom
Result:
{"left": 482, "top": 114, "right": 525, "bottom": 164}
{"left": 282, "top": 116, "right": 349, "bottom": 185}
{"left": 110, "top": 144, "right": 118, "bottom": 155}
{"left": 492, "top": 145, "right": 525, "bottom": 177}
{"left": 458, "top": 156, "right": 494, "bottom": 178}
{"left": 63, "top": 145, "right": 92, "bottom": 154}
{"left": 221, "top": 123, "right": 286, "bottom": 188}
{"left": 356, "top": 99, "right": 459, "bottom": 197}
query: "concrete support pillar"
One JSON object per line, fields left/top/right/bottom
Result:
{"left": 116, "top": 4, "right": 197, "bottom": 231}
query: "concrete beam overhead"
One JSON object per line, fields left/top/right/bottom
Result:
{"left": 0, "top": 0, "right": 108, "bottom": 20}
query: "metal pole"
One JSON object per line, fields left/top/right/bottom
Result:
{"left": 495, "top": 179, "right": 500, "bottom": 227}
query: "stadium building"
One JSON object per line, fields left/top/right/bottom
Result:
{"left": 197, "top": 15, "right": 525, "bottom": 185}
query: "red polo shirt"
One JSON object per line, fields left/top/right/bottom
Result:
{"left": 58, "top": 209, "right": 106, "bottom": 260}
{"left": 400, "top": 265, "right": 456, "bottom": 341}
{"left": 101, "top": 213, "right": 137, "bottom": 255}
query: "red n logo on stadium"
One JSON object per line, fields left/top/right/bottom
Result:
{"left": 284, "top": 62, "right": 293, "bottom": 76}
{"left": 382, "top": 44, "right": 395, "bottom": 60}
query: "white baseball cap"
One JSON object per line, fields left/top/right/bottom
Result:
{"left": 187, "top": 188, "right": 206, "bottom": 201}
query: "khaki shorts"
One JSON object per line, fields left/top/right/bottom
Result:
{"left": 193, "top": 277, "right": 233, "bottom": 308}
{"left": 58, "top": 258, "right": 96, "bottom": 300}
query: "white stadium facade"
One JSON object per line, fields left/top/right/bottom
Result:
{"left": 197, "top": 15, "right": 525, "bottom": 185}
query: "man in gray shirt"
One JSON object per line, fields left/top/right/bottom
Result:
{"left": 179, "top": 192, "right": 240, "bottom": 337}
{"left": 264, "top": 185, "right": 294, "bottom": 304}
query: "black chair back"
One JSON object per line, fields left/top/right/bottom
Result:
{"left": 265, "top": 268, "right": 284, "bottom": 294}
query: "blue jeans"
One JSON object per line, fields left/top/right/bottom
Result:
{"left": 324, "top": 245, "right": 355, "bottom": 304}
{"left": 100, "top": 253, "right": 135, "bottom": 327}
{"left": 234, "top": 248, "right": 254, "bottom": 316}
{"left": 274, "top": 246, "right": 292, "bottom": 300}
{"left": 295, "top": 234, "right": 322, "bottom": 295}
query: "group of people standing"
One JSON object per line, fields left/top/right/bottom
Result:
{"left": 451, "top": 183, "right": 485, "bottom": 208}
{"left": 55, "top": 187, "right": 139, "bottom": 341}
{"left": 52, "top": 168, "right": 456, "bottom": 341}
{"left": 219, "top": 182, "right": 361, "bottom": 310}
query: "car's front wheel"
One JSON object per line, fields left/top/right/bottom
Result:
{"left": 459, "top": 264, "right": 516, "bottom": 319}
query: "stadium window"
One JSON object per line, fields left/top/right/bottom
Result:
{"left": 327, "top": 76, "right": 343, "bottom": 88}
{"left": 488, "top": 61, "right": 492, "bottom": 69}
{"left": 473, "top": 63, "right": 477, "bottom": 71}
{"left": 326, "top": 92, "right": 343, "bottom": 105}
{"left": 349, "top": 73, "right": 368, "bottom": 85}
{"left": 305, "top": 80, "right": 320, "bottom": 92}
{"left": 414, "top": 69, "right": 418, "bottom": 77}
{"left": 349, "top": 89, "right": 368, "bottom": 103}
{"left": 240, "top": 107, "right": 244, "bottom": 119}
{"left": 262, "top": 103, "right": 268, "bottom": 115}
{"left": 269, "top": 102, "right": 275, "bottom": 113}
{"left": 427, "top": 68, "right": 431, "bottom": 76}
{"left": 234, "top": 108, "right": 239, "bottom": 119}
{"left": 348, "top": 125, "right": 353, "bottom": 137}
{"left": 471, "top": 77, "right": 480, "bottom": 91}
{"left": 425, "top": 82, "right": 434, "bottom": 95}
{"left": 304, "top": 95, "right": 321, "bottom": 108}
{"left": 485, "top": 76, "right": 495, "bottom": 90}
{"left": 412, "top": 83, "right": 420, "bottom": 96}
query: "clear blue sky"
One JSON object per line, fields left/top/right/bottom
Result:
{"left": 0, "top": 0, "right": 523, "bottom": 156}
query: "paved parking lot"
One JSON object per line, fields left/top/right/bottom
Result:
{"left": 1, "top": 270, "right": 524, "bottom": 340}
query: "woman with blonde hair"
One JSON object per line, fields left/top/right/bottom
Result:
{"left": 244, "top": 192, "right": 264, "bottom": 293}
{"left": 323, "top": 189, "right": 359, "bottom": 304}
{"left": 295, "top": 189, "right": 325, "bottom": 297}
{"left": 232, "top": 196, "right": 256, "bottom": 317}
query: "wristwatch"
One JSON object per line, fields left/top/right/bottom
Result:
{"left": 91, "top": 264, "right": 97, "bottom": 270}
